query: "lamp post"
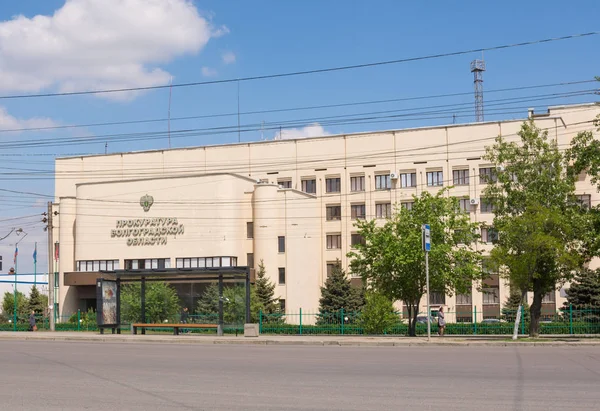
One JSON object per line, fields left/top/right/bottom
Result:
{"left": 13, "top": 228, "right": 28, "bottom": 332}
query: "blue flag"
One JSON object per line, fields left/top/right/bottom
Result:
{"left": 13, "top": 247, "right": 18, "bottom": 264}
{"left": 33, "top": 243, "right": 37, "bottom": 264}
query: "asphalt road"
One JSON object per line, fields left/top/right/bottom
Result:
{"left": 0, "top": 341, "right": 598, "bottom": 410}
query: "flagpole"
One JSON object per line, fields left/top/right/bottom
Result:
{"left": 34, "top": 242, "right": 37, "bottom": 287}
{"left": 13, "top": 246, "right": 18, "bottom": 332}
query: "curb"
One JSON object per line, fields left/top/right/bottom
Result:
{"left": 0, "top": 334, "right": 599, "bottom": 347}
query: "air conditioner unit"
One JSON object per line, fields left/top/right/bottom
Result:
{"left": 469, "top": 198, "right": 479, "bottom": 205}
{"left": 390, "top": 173, "right": 399, "bottom": 180}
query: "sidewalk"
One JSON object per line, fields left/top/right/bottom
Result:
{"left": 0, "top": 332, "right": 599, "bottom": 346}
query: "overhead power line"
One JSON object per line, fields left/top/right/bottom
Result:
{"left": 0, "top": 32, "right": 597, "bottom": 100}
{"left": 0, "top": 79, "right": 595, "bottom": 134}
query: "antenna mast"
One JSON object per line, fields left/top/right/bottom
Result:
{"left": 470, "top": 59, "right": 486, "bottom": 122}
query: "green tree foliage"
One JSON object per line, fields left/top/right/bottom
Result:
{"left": 501, "top": 291, "right": 530, "bottom": 323}
{"left": 196, "top": 282, "right": 220, "bottom": 318}
{"left": 563, "top": 269, "right": 600, "bottom": 308}
{"left": 483, "top": 120, "right": 595, "bottom": 336}
{"left": 2, "top": 291, "right": 29, "bottom": 322}
{"left": 223, "top": 285, "right": 262, "bottom": 324}
{"left": 254, "top": 260, "right": 279, "bottom": 314}
{"left": 348, "top": 190, "right": 481, "bottom": 336}
{"left": 317, "top": 263, "right": 364, "bottom": 324}
{"left": 120, "top": 281, "right": 180, "bottom": 324}
{"left": 359, "top": 292, "right": 398, "bottom": 335}
{"left": 28, "top": 286, "right": 48, "bottom": 315}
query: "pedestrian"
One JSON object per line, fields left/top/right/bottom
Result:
{"left": 29, "top": 310, "right": 37, "bottom": 332}
{"left": 437, "top": 307, "right": 446, "bottom": 336}
{"left": 181, "top": 307, "right": 189, "bottom": 334}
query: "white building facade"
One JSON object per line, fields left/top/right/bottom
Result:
{"left": 52, "top": 103, "right": 600, "bottom": 321}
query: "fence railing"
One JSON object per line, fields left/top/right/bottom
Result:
{"left": 2, "top": 305, "right": 599, "bottom": 335}
{"left": 259, "top": 305, "right": 600, "bottom": 336}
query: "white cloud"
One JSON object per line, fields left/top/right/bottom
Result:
{"left": 201, "top": 67, "right": 218, "bottom": 77}
{"left": 275, "top": 123, "right": 331, "bottom": 140}
{"left": 0, "top": 0, "right": 227, "bottom": 100}
{"left": 222, "top": 51, "right": 236, "bottom": 65}
{"left": 0, "top": 107, "right": 59, "bottom": 132}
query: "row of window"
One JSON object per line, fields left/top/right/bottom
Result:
{"left": 77, "top": 260, "right": 120, "bottom": 272}
{"left": 77, "top": 257, "right": 239, "bottom": 271}
{"left": 280, "top": 167, "right": 504, "bottom": 194}
{"left": 175, "top": 257, "right": 238, "bottom": 269}
{"left": 407, "top": 289, "right": 556, "bottom": 306}
{"left": 326, "top": 234, "right": 365, "bottom": 249}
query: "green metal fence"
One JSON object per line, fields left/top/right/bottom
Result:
{"left": 3, "top": 305, "right": 600, "bottom": 335}
{"left": 259, "top": 306, "right": 600, "bottom": 336}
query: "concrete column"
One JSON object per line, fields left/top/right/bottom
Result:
{"left": 58, "top": 197, "right": 78, "bottom": 319}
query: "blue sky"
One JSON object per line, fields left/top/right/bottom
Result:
{"left": 0, "top": 0, "right": 598, "bottom": 287}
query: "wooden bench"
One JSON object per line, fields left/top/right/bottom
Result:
{"left": 131, "top": 323, "right": 218, "bottom": 335}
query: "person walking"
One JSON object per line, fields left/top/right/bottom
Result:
{"left": 181, "top": 307, "right": 189, "bottom": 334}
{"left": 437, "top": 307, "right": 446, "bottom": 336}
{"left": 29, "top": 310, "right": 37, "bottom": 332}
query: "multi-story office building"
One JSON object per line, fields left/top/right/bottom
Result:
{"left": 52, "top": 103, "right": 600, "bottom": 321}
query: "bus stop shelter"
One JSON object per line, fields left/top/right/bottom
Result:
{"left": 96, "top": 266, "right": 251, "bottom": 336}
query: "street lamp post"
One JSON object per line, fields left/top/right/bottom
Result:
{"left": 13, "top": 228, "right": 28, "bottom": 332}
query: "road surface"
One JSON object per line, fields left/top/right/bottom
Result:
{"left": 0, "top": 341, "right": 598, "bottom": 410}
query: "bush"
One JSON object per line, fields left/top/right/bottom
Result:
{"left": 359, "top": 292, "right": 398, "bottom": 334}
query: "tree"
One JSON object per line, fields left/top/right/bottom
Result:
{"left": 28, "top": 286, "right": 48, "bottom": 315}
{"left": 317, "top": 262, "right": 364, "bottom": 324}
{"left": 196, "top": 282, "right": 220, "bottom": 320}
{"left": 359, "top": 292, "right": 398, "bottom": 335}
{"left": 254, "top": 260, "right": 278, "bottom": 314}
{"left": 563, "top": 269, "right": 600, "bottom": 308}
{"left": 2, "top": 291, "right": 29, "bottom": 323}
{"left": 348, "top": 189, "right": 482, "bottom": 336}
{"left": 223, "top": 285, "right": 262, "bottom": 324}
{"left": 502, "top": 291, "right": 530, "bottom": 323}
{"left": 120, "top": 281, "right": 181, "bottom": 324}
{"left": 483, "top": 120, "right": 594, "bottom": 337}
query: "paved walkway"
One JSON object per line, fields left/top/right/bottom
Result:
{"left": 0, "top": 331, "right": 598, "bottom": 346}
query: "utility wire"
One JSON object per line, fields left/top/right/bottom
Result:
{"left": 0, "top": 32, "right": 597, "bottom": 100}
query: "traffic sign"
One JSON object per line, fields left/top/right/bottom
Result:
{"left": 422, "top": 224, "right": 431, "bottom": 252}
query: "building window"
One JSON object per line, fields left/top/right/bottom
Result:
{"left": 426, "top": 171, "right": 443, "bottom": 187}
{"left": 350, "top": 176, "right": 365, "bottom": 192}
{"left": 479, "top": 167, "right": 497, "bottom": 184}
{"left": 456, "top": 293, "right": 472, "bottom": 305}
{"left": 247, "top": 222, "right": 254, "bottom": 239}
{"left": 326, "top": 205, "right": 342, "bottom": 221}
{"left": 351, "top": 204, "right": 366, "bottom": 220}
{"left": 247, "top": 253, "right": 254, "bottom": 269}
{"left": 175, "top": 257, "right": 237, "bottom": 268}
{"left": 279, "top": 299, "right": 286, "bottom": 312}
{"left": 542, "top": 291, "right": 556, "bottom": 303}
{"left": 278, "top": 236, "right": 285, "bottom": 253}
{"left": 480, "top": 198, "right": 495, "bottom": 213}
{"left": 400, "top": 172, "right": 417, "bottom": 188}
{"left": 325, "top": 177, "right": 341, "bottom": 193}
{"left": 351, "top": 233, "right": 366, "bottom": 247}
{"left": 278, "top": 179, "right": 292, "bottom": 189}
{"left": 575, "top": 194, "right": 591, "bottom": 209}
{"left": 77, "top": 260, "right": 119, "bottom": 272}
{"left": 430, "top": 292, "right": 446, "bottom": 305}
{"left": 278, "top": 268, "right": 286, "bottom": 285}
{"left": 326, "top": 262, "right": 340, "bottom": 278}
{"left": 375, "top": 174, "right": 391, "bottom": 190}
{"left": 483, "top": 287, "right": 500, "bottom": 304}
{"left": 125, "top": 258, "right": 171, "bottom": 270}
{"left": 452, "top": 169, "right": 469, "bottom": 186}
{"left": 482, "top": 259, "right": 498, "bottom": 275}
{"left": 302, "top": 179, "right": 317, "bottom": 194}
{"left": 326, "top": 234, "right": 342, "bottom": 249}
{"left": 481, "top": 227, "right": 499, "bottom": 244}
{"left": 458, "top": 198, "right": 470, "bottom": 213}
{"left": 376, "top": 203, "right": 392, "bottom": 219}
{"left": 401, "top": 202, "right": 414, "bottom": 211}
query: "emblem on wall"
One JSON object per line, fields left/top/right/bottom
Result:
{"left": 140, "top": 194, "right": 154, "bottom": 212}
